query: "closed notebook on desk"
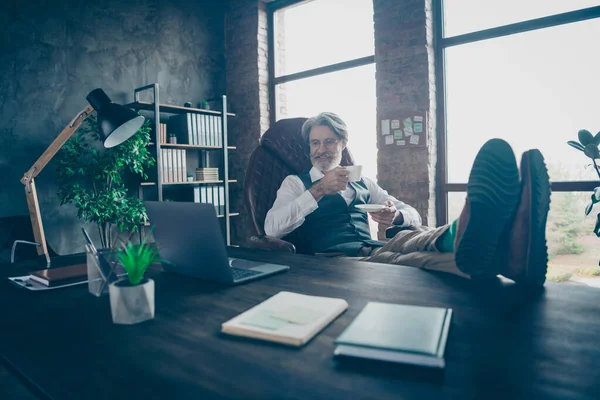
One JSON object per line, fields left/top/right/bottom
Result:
{"left": 29, "top": 264, "right": 88, "bottom": 287}
{"left": 221, "top": 291, "right": 348, "bottom": 347}
{"left": 334, "top": 302, "right": 452, "bottom": 368}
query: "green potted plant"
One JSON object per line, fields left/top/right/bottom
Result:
{"left": 200, "top": 100, "right": 210, "bottom": 110}
{"left": 109, "top": 237, "right": 161, "bottom": 324}
{"left": 56, "top": 115, "right": 155, "bottom": 249}
{"left": 568, "top": 129, "right": 600, "bottom": 239}
{"left": 168, "top": 132, "right": 177, "bottom": 144}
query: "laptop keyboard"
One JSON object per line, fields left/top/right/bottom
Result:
{"left": 231, "top": 267, "right": 263, "bottom": 280}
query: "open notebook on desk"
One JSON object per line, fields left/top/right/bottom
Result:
{"left": 221, "top": 291, "right": 348, "bottom": 346}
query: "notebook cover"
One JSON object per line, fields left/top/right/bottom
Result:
{"left": 334, "top": 302, "right": 452, "bottom": 357}
{"left": 30, "top": 264, "right": 88, "bottom": 287}
{"left": 221, "top": 291, "right": 348, "bottom": 346}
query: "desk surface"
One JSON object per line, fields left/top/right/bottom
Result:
{"left": 1, "top": 247, "right": 599, "bottom": 400}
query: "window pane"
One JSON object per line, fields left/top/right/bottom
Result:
{"left": 443, "top": 0, "right": 598, "bottom": 37}
{"left": 447, "top": 191, "right": 600, "bottom": 288}
{"left": 276, "top": 64, "right": 377, "bottom": 180}
{"left": 274, "top": 0, "right": 374, "bottom": 77}
{"left": 445, "top": 18, "right": 600, "bottom": 184}
{"left": 276, "top": 64, "right": 378, "bottom": 238}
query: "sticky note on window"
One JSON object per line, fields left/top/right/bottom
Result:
{"left": 391, "top": 120, "right": 400, "bottom": 129}
{"left": 410, "top": 135, "right": 420, "bottom": 145}
{"left": 414, "top": 123, "right": 423, "bottom": 133}
{"left": 241, "top": 310, "right": 288, "bottom": 330}
{"left": 393, "top": 129, "right": 403, "bottom": 139}
{"left": 414, "top": 115, "right": 423, "bottom": 122}
{"left": 385, "top": 135, "right": 394, "bottom": 145}
{"left": 272, "top": 306, "right": 324, "bottom": 325}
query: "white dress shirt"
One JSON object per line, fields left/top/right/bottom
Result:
{"left": 264, "top": 166, "right": 422, "bottom": 239}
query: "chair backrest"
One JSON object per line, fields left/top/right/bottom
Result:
{"left": 244, "top": 117, "right": 354, "bottom": 237}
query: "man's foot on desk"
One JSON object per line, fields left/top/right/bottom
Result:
{"left": 495, "top": 149, "right": 551, "bottom": 286}
{"left": 454, "top": 139, "right": 521, "bottom": 279}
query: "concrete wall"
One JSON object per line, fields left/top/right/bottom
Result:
{"left": 0, "top": 0, "right": 225, "bottom": 259}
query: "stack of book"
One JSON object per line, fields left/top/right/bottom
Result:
{"left": 194, "top": 184, "right": 226, "bottom": 214}
{"left": 160, "top": 148, "right": 187, "bottom": 183}
{"left": 196, "top": 168, "right": 219, "bottom": 182}
{"left": 159, "top": 123, "right": 167, "bottom": 143}
{"left": 168, "top": 113, "right": 223, "bottom": 146}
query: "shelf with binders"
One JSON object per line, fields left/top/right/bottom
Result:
{"left": 130, "top": 83, "right": 237, "bottom": 246}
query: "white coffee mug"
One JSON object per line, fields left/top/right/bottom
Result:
{"left": 345, "top": 165, "right": 363, "bottom": 182}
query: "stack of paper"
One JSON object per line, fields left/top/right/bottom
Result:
{"left": 196, "top": 168, "right": 219, "bottom": 181}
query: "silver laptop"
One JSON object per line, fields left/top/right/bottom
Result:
{"left": 144, "top": 201, "right": 290, "bottom": 285}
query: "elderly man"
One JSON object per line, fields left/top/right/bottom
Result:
{"left": 264, "top": 112, "right": 550, "bottom": 285}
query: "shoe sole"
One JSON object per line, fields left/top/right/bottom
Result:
{"left": 455, "top": 139, "right": 521, "bottom": 277}
{"left": 522, "top": 149, "right": 551, "bottom": 286}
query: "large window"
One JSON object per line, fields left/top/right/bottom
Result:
{"left": 437, "top": 2, "right": 600, "bottom": 286}
{"left": 269, "top": 0, "right": 378, "bottom": 238}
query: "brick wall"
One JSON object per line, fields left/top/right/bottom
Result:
{"left": 373, "top": 0, "right": 437, "bottom": 228}
{"left": 225, "top": 0, "right": 270, "bottom": 244}
{"left": 225, "top": 0, "right": 437, "bottom": 244}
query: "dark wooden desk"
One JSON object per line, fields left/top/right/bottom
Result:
{"left": 1, "top": 248, "right": 599, "bottom": 400}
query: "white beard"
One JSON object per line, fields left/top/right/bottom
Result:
{"left": 312, "top": 151, "right": 342, "bottom": 172}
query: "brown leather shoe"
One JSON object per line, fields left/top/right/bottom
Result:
{"left": 496, "top": 149, "right": 551, "bottom": 286}
{"left": 454, "top": 139, "right": 521, "bottom": 278}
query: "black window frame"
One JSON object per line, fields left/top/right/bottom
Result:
{"left": 267, "top": 0, "right": 376, "bottom": 126}
{"left": 433, "top": 2, "right": 600, "bottom": 225}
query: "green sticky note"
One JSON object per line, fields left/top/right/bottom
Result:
{"left": 272, "top": 306, "right": 324, "bottom": 325}
{"left": 241, "top": 310, "right": 288, "bottom": 330}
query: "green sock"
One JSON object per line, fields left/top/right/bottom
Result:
{"left": 437, "top": 218, "right": 458, "bottom": 253}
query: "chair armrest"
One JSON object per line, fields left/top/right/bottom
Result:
{"left": 247, "top": 235, "right": 296, "bottom": 253}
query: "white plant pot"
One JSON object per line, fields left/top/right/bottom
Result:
{"left": 109, "top": 278, "right": 155, "bottom": 325}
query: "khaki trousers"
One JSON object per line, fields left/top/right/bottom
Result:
{"left": 363, "top": 225, "right": 471, "bottom": 279}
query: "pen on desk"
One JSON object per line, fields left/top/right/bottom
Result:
{"left": 81, "top": 227, "right": 98, "bottom": 254}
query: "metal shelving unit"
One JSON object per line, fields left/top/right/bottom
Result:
{"left": 130, "top": 83, "right": 236, "bottom": 245}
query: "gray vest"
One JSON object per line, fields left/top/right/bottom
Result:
{"left": 282, "top": 172, "right": 384, "bottom": 256}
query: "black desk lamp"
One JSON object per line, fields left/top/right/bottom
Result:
{"left": 14, "top": 88, "right": 144, "bottom": 267}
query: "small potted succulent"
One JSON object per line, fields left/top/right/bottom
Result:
{"left": 109, "top": 237, "right": 161, "bottom": 325}
{"left": 168, "top": 133, "right": 177, "bottom": 144}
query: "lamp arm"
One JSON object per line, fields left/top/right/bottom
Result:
{"left": 21, "top": 104, "right": 95, "bottom": 188}
{"left": 19, "top": 104, "right": 95, "bottom": 260}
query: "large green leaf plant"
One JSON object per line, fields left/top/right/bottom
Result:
{"left": 56, "top": 114, "right": 155, "bottom": 249}
{"left": 568, "top": 129, "right": 600, "bottom": 237}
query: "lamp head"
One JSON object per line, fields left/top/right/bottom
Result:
{"left": 86, "top": 88, "right": 145, "bottom": 148}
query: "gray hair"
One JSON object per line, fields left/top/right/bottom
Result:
{"left": 301, "top": 112, "right": 348, "bottom": 144}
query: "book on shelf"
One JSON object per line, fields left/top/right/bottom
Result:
{"left": 194, "top": 184, "right": 225, "bottom": 214}
{"left": 160, "top": 123, "right": 167, "bottom": 144}
{"left": 221, "top": 291, "right": 348, "bottom": 347}
{"left": 333, "top": 302, "right": 452, "bottom": 368}
{"left": 168, "top": 113, "right": 223, "bottom": 146}
{"left": 160, "top": 148, "right": 187, "bottom": 183}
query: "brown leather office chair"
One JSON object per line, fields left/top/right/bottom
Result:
{"left": 243, "top": 117, "right": 355, "bottom": 254}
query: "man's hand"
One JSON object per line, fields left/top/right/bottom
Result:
{"left": 309, "top": 167, "right": 349, "bottom": 201}
{"left": 369, "top": 200, "right": 403, "bottom": 227}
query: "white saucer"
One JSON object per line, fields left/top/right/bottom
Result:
{"left": 355, "top": 204, "right": 385, "bottom": 212}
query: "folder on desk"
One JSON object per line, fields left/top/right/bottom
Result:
{"left": 221, "top": 291, "right": 348, "bottom": 347}
{"left": 333, "top": 302, "right": 452, "bottom": 368}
